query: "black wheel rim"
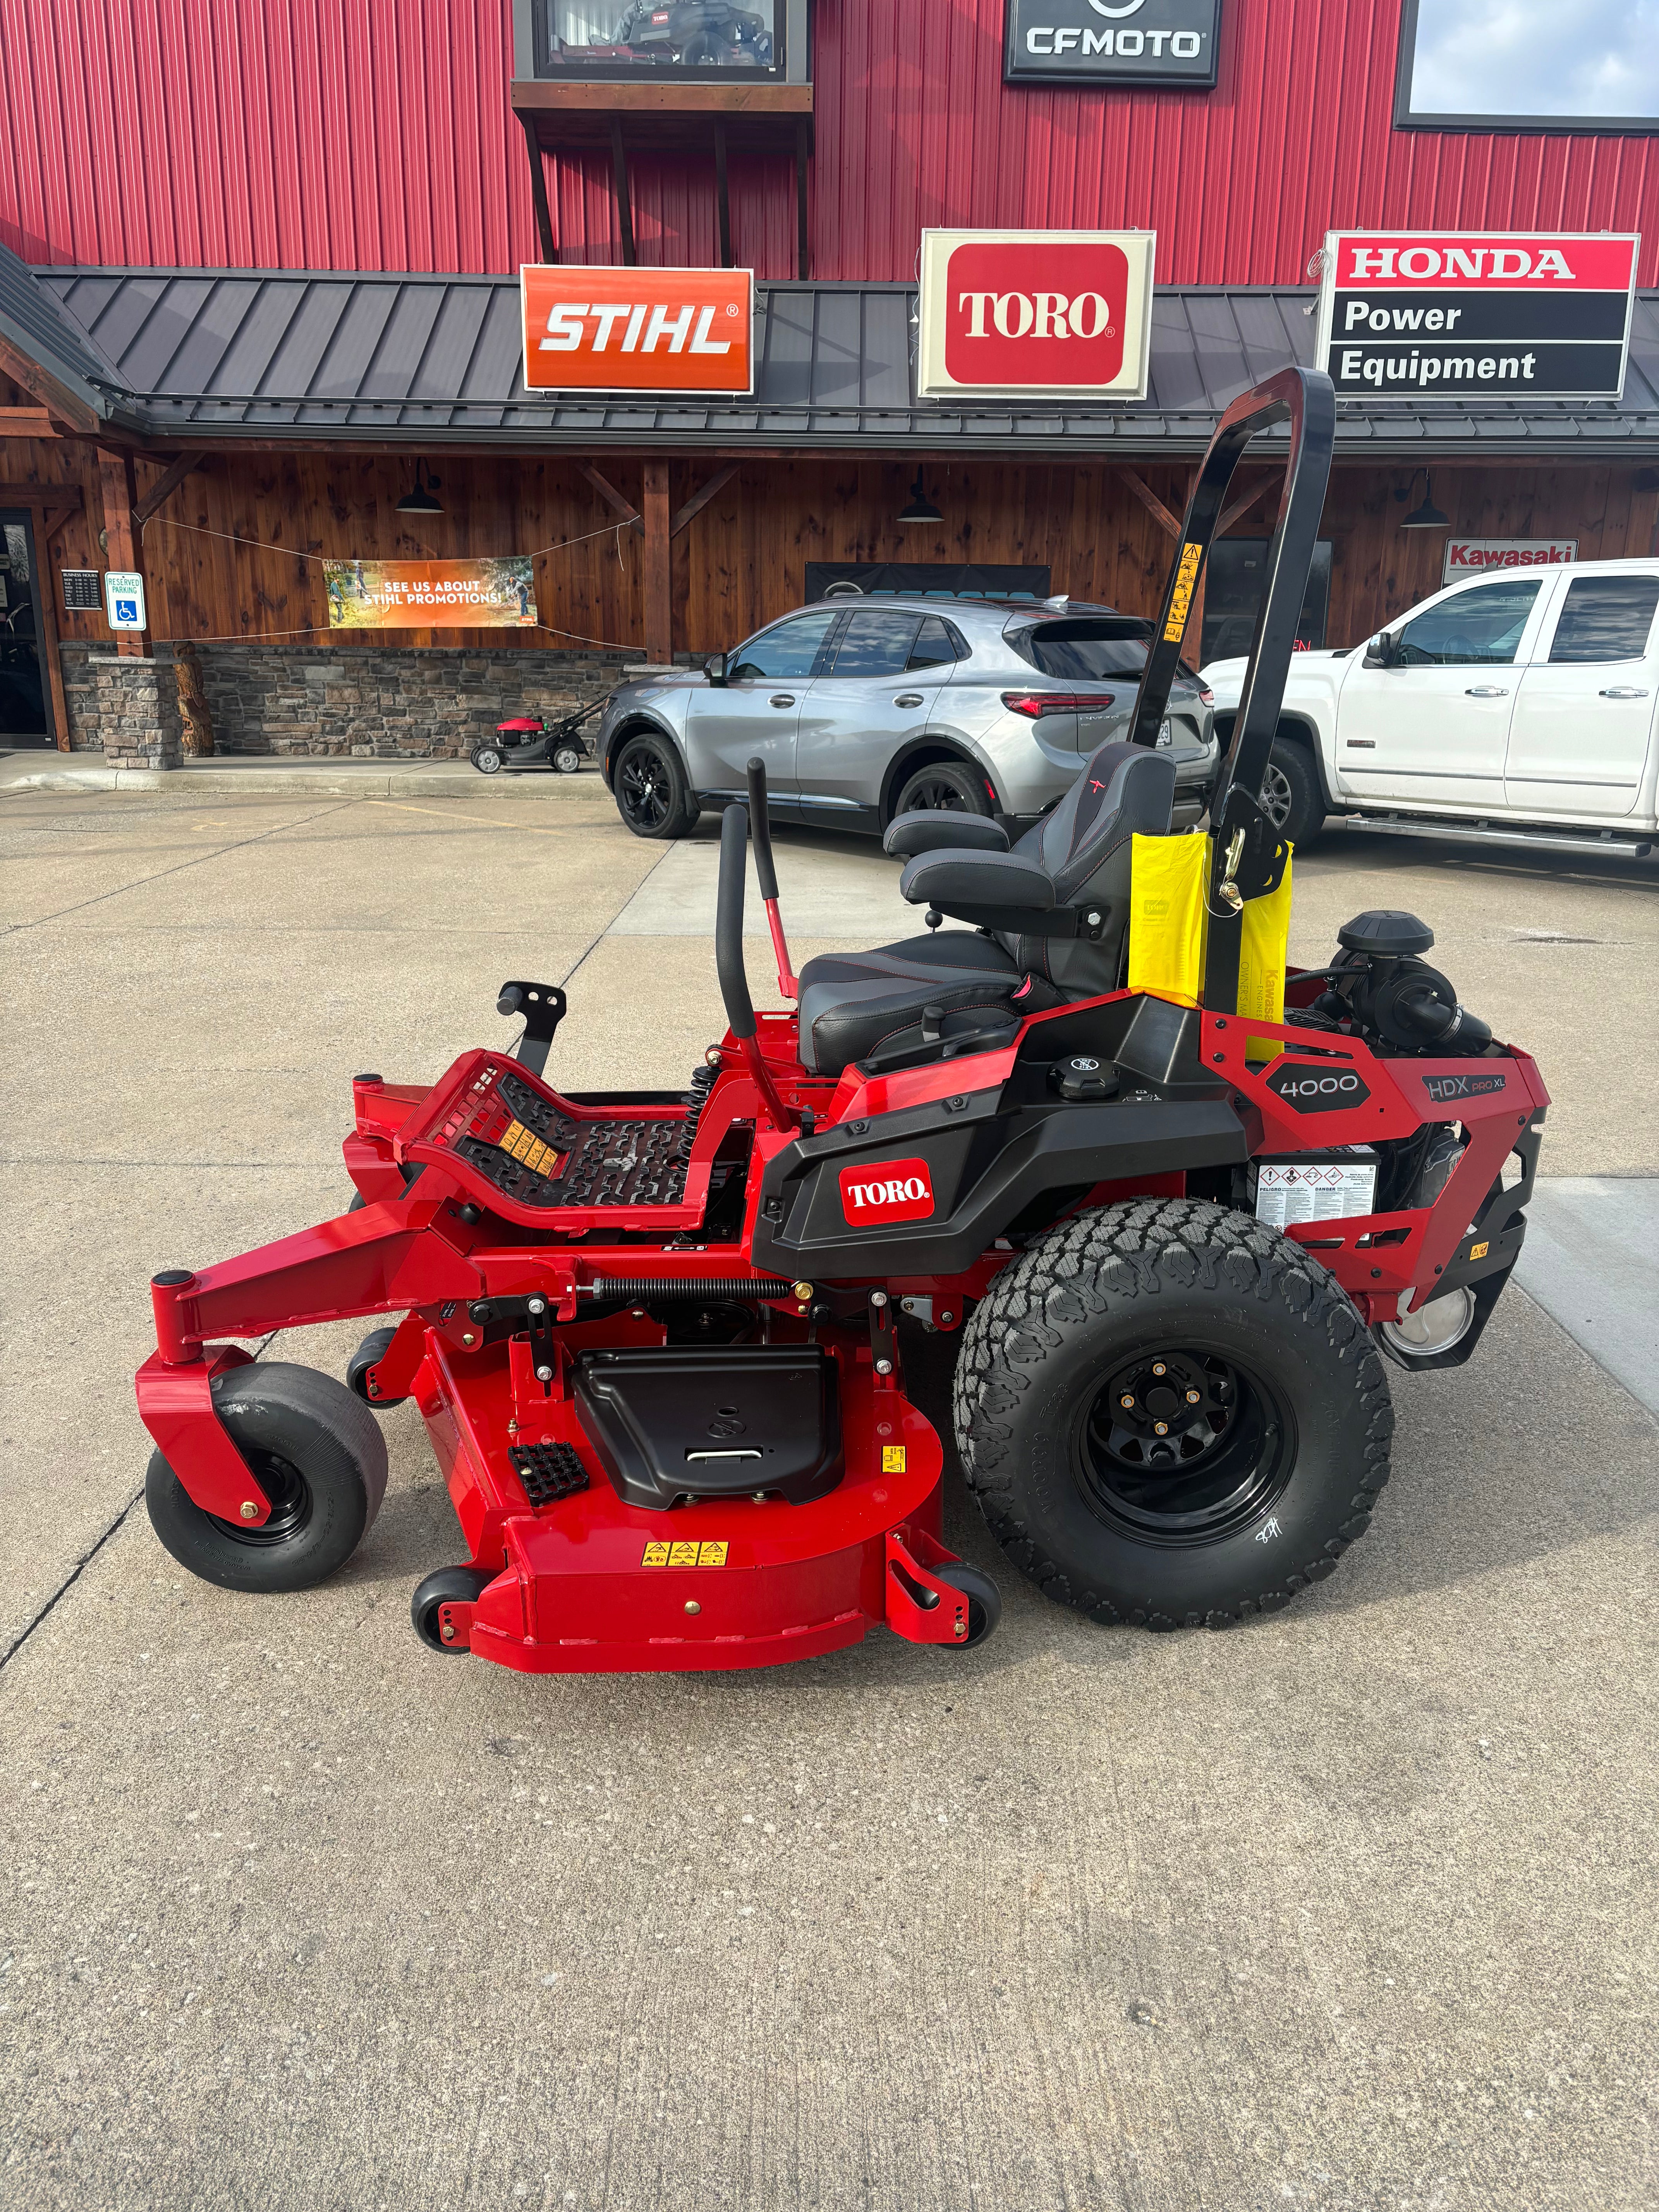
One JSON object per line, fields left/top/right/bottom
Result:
{"left": 1259, "top": 762, "right": 1292, "bottom": 828}
{"left": 618, "top": 746, "right": 671, "bottom": 828}
{"left": 905, "top": 775, "right": 972, "bottom": 813}
{"left": 1074, "top": 1347, "right": 1293, "bottom": 1549}
{"left": 209, "top": 1448, "right": 313, "bottom": 1547}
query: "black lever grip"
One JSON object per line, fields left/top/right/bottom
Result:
{"left": 745, "top": 755, "right": 780, "bottom": 902}
{"left": 716, "top": 804, "right": 756, "bottom": 1040}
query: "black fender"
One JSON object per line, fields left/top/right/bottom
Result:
{"left": 751, "top": 1090, "right": 1249, "bottom": 1279}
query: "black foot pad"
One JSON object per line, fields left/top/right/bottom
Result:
{"left": 510, "top": 1441, "right": 590, "bottom": 1506}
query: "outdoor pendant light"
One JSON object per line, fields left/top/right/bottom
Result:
{"left": 396, "top": 461, "right": 444, "bottom": 515}
{"left": 1398, "top": 469, "right": 1449, "bottom": 530}
{"left": 896, "top": 469, "right": 943, "bottom": 525}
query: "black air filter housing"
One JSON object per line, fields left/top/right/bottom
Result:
{"left": 1337, "top": 910, "right": 1435, "bottom": 959}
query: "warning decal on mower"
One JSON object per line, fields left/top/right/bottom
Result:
{"left": 642, "top": 1540, "right": 729, "bottom": 1567}
{"left": 1163, "top": 541, "right": 1203, "bottom": 643}
{"left": 881, "top": 1445, "right": 907, "bottom": 1474}
{"left": 839, "top": 1158, "right": 936, "bottom": 1226}
{"left": 501, "top": 1118, "right": 559, "bottom": 1176}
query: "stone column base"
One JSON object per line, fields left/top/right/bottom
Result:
{"left": 88, "top": 653, "right": 183, "bottom": 769}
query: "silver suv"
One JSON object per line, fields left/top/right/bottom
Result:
{"left": 598, "top": 597, "right": 1217, "bottom": 839}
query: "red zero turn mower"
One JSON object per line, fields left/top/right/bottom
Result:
{"left": 136, "top": 370, "right": 1547, "bottom": 1662}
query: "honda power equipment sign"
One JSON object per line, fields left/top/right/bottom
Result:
{"left": 520, "top": 265, "right": 754, "bottom": 396}
{"left": 1005, "top": 0, "right": 1221, "bottom": 87}
{"left": 1314, "top": 231, "right": 1639, "bottom": 403}
{"left": 917, "top": 230, "right": 1156, "bottom": 402}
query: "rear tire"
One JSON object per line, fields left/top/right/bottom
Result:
{"left": 615, "top": 732, "right": 697, "bottom": 839}
{"left": 553, "top": 743, "right": 583, "bottom": 774}
{"left": 146, "top": 1363, "right": 388, "bottom": 1594}
{"left": 894, "top": 759, "right": 993, "bottom": 820}
{"left": 953, "top": 1200, "right": 1393, "bottom": 1630}
{"left": 1258, "top": 736, "right": 1324, "bottom": 851}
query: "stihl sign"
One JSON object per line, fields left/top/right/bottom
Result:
{"left": 917, "top": 230, "right": 1156, "bottom": 401}
{"left": 838, "top": 1159, "right": 936, "bottom": 1227}
{"left": 1314, "top": 231, "right": 1638, "bottom": 403}
{"left": 520, "top": 266, "right": 754, "bottom": 395}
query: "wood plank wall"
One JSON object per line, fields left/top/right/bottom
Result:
{"left": 3, "top": 416, "right": 1655, "bottom": 660}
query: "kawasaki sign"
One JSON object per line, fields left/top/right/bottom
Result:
{"left": 1004, "top": 0, "right": 1221, "bottom": 88}
{"left": 1314, "top": 231, "right": 1640, "bottom": 404}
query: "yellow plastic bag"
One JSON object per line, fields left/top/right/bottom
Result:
{"left": 1238, "top": 852, "right": 1293, "bottom": 1059}
{"left": 1127, "top": 831, "right": 1209, "bottom": 1008}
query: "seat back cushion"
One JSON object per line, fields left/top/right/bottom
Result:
{"left": 1002, "top": 739, "right": 1178, "bottom": 995}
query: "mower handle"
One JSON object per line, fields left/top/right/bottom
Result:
{"left": 716, "top": 802, "right": 799, "bottom": 1133}
{"left": 745, "top": 755, "right": 799, "bottom": 998}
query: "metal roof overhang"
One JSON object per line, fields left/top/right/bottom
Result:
{"left": 13, "top": 256, "right": 1659, "bottom": 462}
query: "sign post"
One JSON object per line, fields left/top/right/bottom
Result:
{"left": 1314, "top": 231, "right": 1639, "bottom": 403}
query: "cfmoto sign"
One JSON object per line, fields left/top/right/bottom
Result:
{"left": 1005, "top": 0, "right": 1222, "bottom": 88}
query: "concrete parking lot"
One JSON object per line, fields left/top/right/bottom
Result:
{"left": 2, "top": 773, "right": 1654, "bottom": 2210}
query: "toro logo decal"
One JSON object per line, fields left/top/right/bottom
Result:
{"left": 1266, "top": 1062, "right": 1372, "bottom": 1115}
{"left": 839, "top": 1157, "right": 936, "bottom": 1226}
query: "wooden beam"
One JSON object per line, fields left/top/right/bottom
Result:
{"left": 641, "top": 459, "right": 671, "bottom": 664}
{"left": 670, "top": 461, "right": 739, "bottom": 539}
{"left": 0, "top": 483, "right": 84, "bottom": 514}
{"left": 1117, "top": 465, "right": 1182, "bottom": 541}
{"left": 519, "top": 110, "right": 556, "bottom": 266}
{"left": 0, "top": 407, "right": 56, "bottom": 438}
{"left": 610, "top": 119, "right": 636, "bottom": 268}
{"left": 96, "top": 447, "right": 149, "bottom": 658}
{"left": 1218, "top": 474, "right": 1278, "bottom": 536}
{"left": 0, "top": 331, "right": 100, "bottom": 436}
{"left": 714, "top": 120, "right": 731, "bottom": 270}
{"left": 32, "top": 530, "right": 72, "bottom": 750}
{"left": 132, "top": 449, "right": 207, "bottom": 529}
{"left": 576, "top": 459, "right": 644, "bottom": 534}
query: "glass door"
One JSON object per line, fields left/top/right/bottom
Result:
{"left": 0, "top": 515, "right": 53, "bottom": 746}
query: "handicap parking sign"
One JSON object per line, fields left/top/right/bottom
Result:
{"left": 103, "top": 569, "right": 147, "bottom": 631}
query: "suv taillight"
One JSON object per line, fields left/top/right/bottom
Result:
{"left": 1197, "top": 686, "right": 1214, "bottom": 706}
{"left": 1000, "top": 691, "right": 1115, "bottom": 719}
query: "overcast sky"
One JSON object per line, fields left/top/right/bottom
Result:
{"left": 1408, "top": 0, "right": 1659, "bottom": 119}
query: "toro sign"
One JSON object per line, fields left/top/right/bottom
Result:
{"left": 1314, "top": 231, "right": 1639, "bottom": 402}
{"left": 917, "top": 230, "right": 1156, "bottom": 401}
{"left": 520, "top": 265, "right": 754, "bottom": 396}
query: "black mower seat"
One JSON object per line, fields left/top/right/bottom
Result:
{"left": 794, "top": 740, "right": 1176, "bottom": 1078}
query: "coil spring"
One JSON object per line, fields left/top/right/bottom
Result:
{"left": 585, "top": 1277, "right": 792, "bottom": 1302}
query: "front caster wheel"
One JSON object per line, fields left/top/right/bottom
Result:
{"left": 411, "top": 1566, "right": 495, "bottom": 1654}
{"left": 347, "top": 1326, "right": 407, "bottom": 1410}
{"left": 935, "top": 1561, "right": 1001, "bottom": 1648}
{"left": 146, "top": 1364, "right": 388, "bottom": 1593}
{"left": 954, "top": 1199, "right": 1394, "bottom": 1631}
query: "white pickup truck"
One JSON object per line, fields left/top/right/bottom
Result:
{"left": 1201, "top": 556, "right": 1659, "bottom": 860}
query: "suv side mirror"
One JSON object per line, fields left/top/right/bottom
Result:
{"left": 1363, "top": 630, "right": 1397, "bottom": 670}
{"left": 704, "top": 651, "right": 728, "bottom": 688}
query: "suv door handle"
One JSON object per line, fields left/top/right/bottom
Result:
{"left": 1464, "top": 685, "right": 1510, "bottom": 697}
{"left": 893, "top": 692, "right": 924, "bottom": 708}
{"left": 768, "top": 694, "right": 795, "bottom": 708}
{"left": 1599, "top": 686, "right": 1650, "bottom": 699}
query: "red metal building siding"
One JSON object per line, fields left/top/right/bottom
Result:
{"left": 3, "top": 0, "right": 1656, "bottom": 283}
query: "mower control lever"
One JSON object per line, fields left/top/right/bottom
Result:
{"left": 716, "top": 803, "right": 799, "bottom": 1134}
{"left": 745, "top": 756, "right": 798, "bottom": 998}
{"left": 497, "top": 979, "right": 568, "bottom": 1078}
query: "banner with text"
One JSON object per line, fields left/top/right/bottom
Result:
{"left": 323, "top": 558, "right": 537, "bottom": 629}
{"left": 1314, "top": 231, "right": 1639, "bottom": 402}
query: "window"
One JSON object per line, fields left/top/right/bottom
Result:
{"left": 1395, "top": 579, "right": 1542, "bottom": 666}
{"left": 828, "top": 611, "right": 922, "bottom": 678}
{"left": 1395, "top": 0, "right": 1659, "bottom": 132}
{"left": 1201, "top": 541, "right": 1332, "bottom": 666}
{"left": 729, "top": 610, "right": 837, "bottom": 681}
{"left": 541, "top": 1, "right": 780, "bottom": 77}
{"left": 1017, "top": 617, "right": 1152, "bottom": 681}
{"left": 1547, "top": 575, "right": 1659, "bottom": 663}
{"left": 908, "top": 616, "right": 964, "bottom": 670}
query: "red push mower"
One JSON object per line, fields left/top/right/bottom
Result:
{"left": 470, "top": 699, "right": 602, "bottom": 778}
{"left": 136, "top": 370, "right": 1547, "bottom": 1664}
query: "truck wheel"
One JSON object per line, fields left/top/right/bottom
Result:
{"left": 953, "top": 1200, "right": 1393, "bottom": 1631}
{"left": 145, "top": 1364, "right": 389, "bottom": 1594}
{"left": 1259, "top": 737, "right": 1324, "bottom": 850}
{"left": 615, "top": 732, "right": 696, "bottom": 839}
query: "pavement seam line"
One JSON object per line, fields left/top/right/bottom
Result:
{"left": 0, "top": 797, "right": 361, "bottom": 934}
{"left": 365, "top": 798, "right": 620, "bottom": 836}
{"left": 0, "top": 1330, "right": 283, "bottom": 1676}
